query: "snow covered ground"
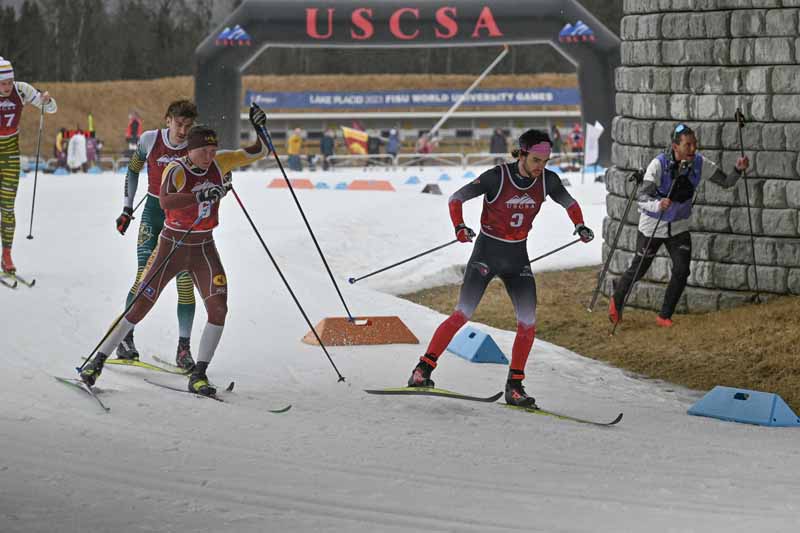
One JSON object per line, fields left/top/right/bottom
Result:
{"left": 2, "top": 164, "right": 799, "bottom": 533}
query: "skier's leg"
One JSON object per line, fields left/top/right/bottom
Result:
{"left": 174, "top": 270, "right": 197, "bottom": 369}
{"left": 0, "top": 153, "right": 21, "bottom": 272}
{"left": 610, "top": 232, "right": 663, "bottom": 322}
{"left": 660, "top": 231, "right": 692, "bottom": 320}
{"left": 500, "top": 267, "right": 538, "bottom": 407}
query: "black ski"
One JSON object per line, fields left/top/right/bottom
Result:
{"left": 365, "top": 386, "right": 503, "bottom": 403}
{"left": 54, "top": 376, "right": 110, "bottom": 412}
{"left": 506, "top": 405, "right": 623, "bottom": 426}
{"left": 143, "top": 378, "right": 291, "bottom": 413}
{"left": 1, "top": 272, "right": 35, "bottom": 287}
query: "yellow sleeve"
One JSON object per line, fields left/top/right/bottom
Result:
{"left": 215, "top": 145, "right": 269, "bottom": 175}
{"left": 162, "top": 162, "right": 187, "bottom": 192}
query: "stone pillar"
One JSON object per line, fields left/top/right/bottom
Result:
{"left": 607, "top": 0, "right": 800, "bottom": 312}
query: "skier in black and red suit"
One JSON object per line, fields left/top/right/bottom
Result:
{"left": 407, "top": 129, "right": 595, "bottom": 407}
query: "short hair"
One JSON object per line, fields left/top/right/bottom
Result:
{"left": 511, "top": 129, "right": 552, "bottom": 158}
{"left": 165, "top": 99, "right": 198, "bottom": 120}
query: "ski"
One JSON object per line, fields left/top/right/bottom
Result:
{"left": 54, "top": 376, "right": 110, "bottom": 412}
{"left": 365, "top": 387, "right": 504, "bottom": 403}
{"left": 151, "top": 355, "right": 192, "bottom": 374}
{"left": 1, "top": 272, "right": 35, "bottom": 287}
{"left": 144, "top": 379, "right": 291, "bottom": 413}
{"left": 82, "top": 356, "right": 187, "bottom": 375}
{"left": 506, "top": 405, "right": 623, "bottom": 426}
{"left": 0, "top": 276, "right": 17, "bottom": 289}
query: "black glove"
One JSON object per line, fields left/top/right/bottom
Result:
{"left": 195, "top": 184, "right": 226, "bottom": 204}
{"left": 249, "top": 103, "right": 267, "bottom": 131}
{"left": 222, "top": 172, "right": 233, "bottom": 192}
{"left": 455, "top": 223, "right": 476, "bottom": 243}
{"left": 574, "top": 224, "right": 594, "bottom": 243}
{"left": 116, "top": 206, "right": 133, "bottom": 235}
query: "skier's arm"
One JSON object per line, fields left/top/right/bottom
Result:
{"left": 703, "top": 155, "right": 749, "bottom": 189}
{"left": 16, "top": 81, "right": 57, "bottom": 113}
{"left": 545, "top": 170, "right": 592, "bottom": 241}
{"left": 215, "top": 138, "right": 269, "bottom": 176}
{"left": 123, "top": 132, "right": 156, "bottom": 210}
{"left": 637, "top": 158, "right": 665, "bottom": 212}
{"left": 447, "top": 167, "right": 498, "bottom": 228}
{"left": 159, "top": 163, "right": 197, "bottom": 210}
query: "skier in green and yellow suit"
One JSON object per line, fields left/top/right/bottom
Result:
{"left": 0, "top": 56, "right": 57, "bottom": 274}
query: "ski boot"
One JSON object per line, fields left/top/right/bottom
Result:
{"left": 175, "top": 337, "right": 195, "bottom": 371}
{"left": 407, "top": 358, "right": 435, "bottom": 388}
{"left": 1, "top": 247, "right": 15, "bottom": 274}
{"left": 80, "top": 353, "right": 108, "bottom": 387}
{"left": 505, "top": 379, "right": 538, "bottom": 408}
{"left": 188, "top": 361, "right": 216, "bottom": 397}
{"left": 115, "top": 329, "right": 139, "bottom": 360}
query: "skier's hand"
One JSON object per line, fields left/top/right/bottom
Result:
{"left": 116, "top": 207, "right": 133, "bottom": 235}
{"left": 659, "top": 198, "right": 672, "bottom": 211}
{"left": 455, "top": 223, "right": 476, "bottom": 243}
{"left": 574, "top": 224, "right": 594, "bottom": 243}
{"left": 736, "top": 156, "right": 750, "bottom": 173}
{"left": 249, "top": 103, "right": 267, "bottom": 131}
{"left": 195, "top": 184, "right": 226, "bottom": 204}
{"left": 40, "top": 91, "right": 51, "bottom": 105}
{"left": 222, "top": 171, "right": 233, "bottom": 192}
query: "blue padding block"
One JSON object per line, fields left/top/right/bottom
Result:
{"left": 315, "top": 182, "right": 330, "bottom": 189}
{"left": 405, "top": 176, "right": 420, "bottom": 184}
{"left": 688, "top": 386, "right": 800, "bottom": 427}
{"left": 87, "top": 165, "right": 102, "bottom": 174}
{"left": 463, "top": 171, "right": 476, "bottom": 179}
{"left": 54, "top": 167, "right": 69, "bottom": 175}
{"left": 446, "top": 326, "right": 508, "bottom": 364}
{"left": 334, "top": 182, "right": 348, "bottom": 190}
{"left": 438, "top": 173, "right": 451, "bottom": 181}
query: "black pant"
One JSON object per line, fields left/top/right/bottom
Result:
{"left": 613, "top": 230, "right": 691, "bottom": 319}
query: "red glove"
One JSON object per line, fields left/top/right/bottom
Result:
{"left": 116, "top": 207, "right": 133, "bottom": 235}
{"left": 455, "top": 224, "right": 476, "bottom": 243}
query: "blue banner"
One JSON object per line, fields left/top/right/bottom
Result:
{"left": 244, "top": 88, "right": 580, "bottom": 109}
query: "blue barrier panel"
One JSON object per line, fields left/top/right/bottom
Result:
{"left": 446, "top": 326, "right": 508, "bottom": 364}
{"left": 688, "top": 386, "right": 800, "bottom": 427}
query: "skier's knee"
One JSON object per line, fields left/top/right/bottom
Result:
{"left": 206, "top": 300, "right": 228, "bottom": 324}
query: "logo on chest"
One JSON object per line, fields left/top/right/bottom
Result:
{"left": 505, "top": 194, "right": 537, "bottom": 210}
{"left": 0, "top": 100, "right": 17, "bottom": 110}
{"left": 156, "top": 154, "right": 181, "bottom": 166}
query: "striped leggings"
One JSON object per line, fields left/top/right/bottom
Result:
{"left": 0, "top": 155, "right": 21, "bottom": 248}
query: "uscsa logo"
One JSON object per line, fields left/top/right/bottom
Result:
{"left": 213, "top": 274, "right": 227, "bottom": 286}
{"left": 216, "top": 24, "right": 252, "bottom": 46}
{"left": 506, "top": 194, "right": 536, "bottom": 209}
{"left": 306, "top": 6, "right": 503, "bottom": 41}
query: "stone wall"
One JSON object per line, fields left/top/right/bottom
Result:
{"left": 606, "top": 0, "right": 800, "bottom": 312}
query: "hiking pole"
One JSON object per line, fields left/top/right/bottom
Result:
{"left": 231, "top": 187, "right": 345, "bottom": 383}
{"left": 26, "top": 105, "right": 45, "bottom": 240}
{"left": 348, "top": 239, "right": 459, "bottom": 284}
{"left": 611, "top": 177, "right": 679, "bottom": 336}
{"left": 735, "top": 107, "right": 760, "bottom": 304}
{"left": 253, "top": 108, "right": 354, "bottom": 322}
{"left": 587, "top": 168, "right": 644, "bottom": 311}
{"left": 77, "top": 214, "right": 203, "bottom": 372}
{"left": 529, "top": 238, "right": 581, "bottom": 264}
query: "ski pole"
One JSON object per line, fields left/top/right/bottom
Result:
{"left": 611, "top": 178, "right": 679, "bottom": 336}
{"left": 254, "top": 106, "right": 355, "bottom": 322}
{"left": 230, "top": 187, "right": 345, "bottom": 383}
{"left": 132, "top": 194, "right": 146, "bottom": 215}
{"left": 26, "top": 105, "right": 45, "bottom": 240}
{"left": 735, "top": 108, "right": 760, "bottom": 304}
{"left": 348, "top": 239, "right": 459, "bottom": 284}
{"left": 77, "top": 215, "right": 202, "bottom": 372}
{"left": 529, "top": 238, "right": 581, "bottom": 264}
{"left": 587, "top": 168, "right": 644, "bottom": 311}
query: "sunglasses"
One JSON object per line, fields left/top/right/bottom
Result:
{"left": 672, "top": 123, "right": 694, "bottom": 142}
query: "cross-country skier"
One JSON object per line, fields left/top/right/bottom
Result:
{"left": 608, "top": 124, "right": 749, "bottom": 327}
{"left": 407, "top": 129, "right": 594, "bottom": 407}
{"left": 81, "top": 106, "right": 270, "bottom": 396}
{"left": 0, "top": 57, "right": 57, "bottom": 274}
{"left": 114, "top": 100, "right": 198, "bottom": 370}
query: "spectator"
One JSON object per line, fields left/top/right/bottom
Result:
{"left": 551, "top": 125, "right": 563, "bottom": 155}
{"left": 490, "top": 128, "right": 507, "bottom": 164}
{"left": 54, "top": 127, "right": 67, "bottom": 169}
{"left": 125, "top": 111, "right": 142, "bottom": 154}
{"left": 415, "top": 133, "right": 438, "bottom": 167}
{"left": 386, "top": 128, "right": 400, "bottom": 159}
{"left": 365, "top": 130, "right": 384, "bottom": 168}
{"left": 320, "top": 128, "right": 335, "bottom": 170}
{"left": 287, "top": 127, "right": 303, "bottom": 171}
{"left": 67, "top": 128, "right": 87, "bottom": 172}
{"left": 86, "top": 131, "right": 99, "bottom": 169}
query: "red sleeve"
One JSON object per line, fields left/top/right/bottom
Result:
{"left": 566, "top": 202, "right": 584, "bottom": 226}
{"left": 448, "top": 199, "right": 464, "bottom": 228}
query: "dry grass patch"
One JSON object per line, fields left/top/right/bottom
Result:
{"left": 401, "top": 266, "right": 800, "bottom": 411}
